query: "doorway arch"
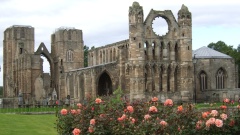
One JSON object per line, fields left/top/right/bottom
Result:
{"left": 97, "top": 72, "right": 113, "bottom": 96}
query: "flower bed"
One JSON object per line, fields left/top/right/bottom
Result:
{"left": 56, "top": 89, "right": 240, "bottom": 135}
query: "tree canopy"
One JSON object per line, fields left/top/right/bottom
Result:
{"left": 84, "top": 45, "right": 89, "bottom": 67}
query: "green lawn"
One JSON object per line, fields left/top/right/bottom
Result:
{"left": 0, "top": 113, "right": 57, "bottom": 135}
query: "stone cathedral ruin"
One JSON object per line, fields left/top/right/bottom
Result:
{"left": 3, "top": 2, "right": 240, "bottom": 107}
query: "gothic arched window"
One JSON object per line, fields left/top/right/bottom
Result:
{"left": 66, "top": 50, "right": 73, "bottom": 62}
{"left": 199, "top": 71, "right": 207, "bottom": 91}
{"left": 216, "top": 68, "right": 225, "bottom": 89}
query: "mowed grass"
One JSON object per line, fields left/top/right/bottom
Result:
{"left": 0, "top": 113, "right": 57, "bottom": 135}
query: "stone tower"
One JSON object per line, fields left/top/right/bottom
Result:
{"left": 3, "top": 25, "right": 36, "bottom": 98}
{"left": 128, "top": 2, "right": 145, "bottom": 99}
{"left": 177, "top": 5, "right": 193, "bottom": 100}
{"left": 51, "top": 28, "right": 84, "bottom": 100}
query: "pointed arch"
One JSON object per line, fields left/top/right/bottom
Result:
{"left": 97, "top": 70, "right": 113, "bottom": 96}
{"left": 216, "top": 67, "right": 226, "bottom": 89}
{"left": 199, "top": 70, "right": 207, "bottom": 91}
{"left": 152, "top": 41, "right": 156, "bottom": 60}
{"left": 144, "top": 41, "right": 149, "bottom": 60}
{"left": 174, "top": 42, "right": 178, "bottom": 61}
{"left": 174, "top": 65, "right": 179, "bottom": 92}
{"left": 66, "top": 50, "right": 74, "bottom": 62}
{"left": 160, "top": 41, "right": 164, "bottom": 60}
{"left": 167, "top": 65, "right": 171, "bottom": 92}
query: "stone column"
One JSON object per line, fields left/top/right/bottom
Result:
{"left": 162, "top": 66, "right": 167, "bottom": 92}
{"left": 155, "top": 45, "right": 160, "bottom": 61}
{"left": 84, "top": 71, "right": 91, "bottom": 98}
{"left": 163, "top": 44, "right": 168, "bottom": 61}
{"left": 91, "top": 70, "right": 96, "bottom": 98}
{"left": 154, "top": 65, "right": 160, "bottom": 92}
{"left": 170, "top": 70, "right": 175, "bottom": 92}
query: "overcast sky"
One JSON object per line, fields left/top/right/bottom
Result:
{"left": 0, "top": 0, "right": 240, "bottom": 86}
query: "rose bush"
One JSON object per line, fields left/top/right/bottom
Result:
{"left": 56, "top": 89, "right": 240, "bottom": 135}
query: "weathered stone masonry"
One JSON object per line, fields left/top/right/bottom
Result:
{"left": 3, "top": 2, "right": 239, "bottom": 105}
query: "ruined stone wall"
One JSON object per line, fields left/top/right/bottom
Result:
{"left": 88, "top": 40, "right": 129, "bottom": 66}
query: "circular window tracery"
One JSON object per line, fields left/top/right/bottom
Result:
{"left": 152, "top": 16, "right": 169, "bottom": 36}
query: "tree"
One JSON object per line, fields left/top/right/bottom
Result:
{"left": 84, "top": 45, "right": 89, "bottom": 67}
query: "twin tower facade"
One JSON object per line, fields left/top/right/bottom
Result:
{"left": 3, "top": 2, "right": 193, "bottom": 103}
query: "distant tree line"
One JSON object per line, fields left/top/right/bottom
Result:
{"left": 208, "top": 41, "right": 240, "bottom": 87}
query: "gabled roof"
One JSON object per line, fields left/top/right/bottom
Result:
{"left": 192, "top": 46, "right": 232, "bottom": 59}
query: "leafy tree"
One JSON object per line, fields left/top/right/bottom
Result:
{"left": 84, "top": 45, "right": 89, "bottom": 67}
{"left": 0, "top": 86, "right": 3, "bottom": 97}
{"left": 208, "top": 41, "right": 240, "bottom": 87}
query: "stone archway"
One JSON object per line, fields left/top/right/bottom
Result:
{"left": 98, "top": 72, "right": 113, "bottom": 96}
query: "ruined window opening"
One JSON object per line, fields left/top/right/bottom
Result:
{"left": 175, "top": 43, "right": 178, "bottom": 61}
{"left": 188, "top": 46, "right": 190, "bottom": 50}
{"left": 139, "top": 43, "right": 141, "bottom": 48}
{"left": 152, "top": 42, "right": 156, "bottom": 60}
{"left": 182, "top": 33, "right": 185, "bottom": 37}
{"left": 19, "top": 48, "right": 23, "bottom": 54}
{"left": 181, "top": 15, "right": 185, "bottom": 19}
{"left": 152, "top": 16, "right": 168, "bottom": 36}
{"left": 61, "top": 59, "right": 63, "bottom": 65}
{"left": 200, "top": 71, "right": 207, "bottom": 90}
{"left": 133, "top": 37, "right": 136, "bottom": 40}
{"left": 67, "top": 50, "right": 73, "bottom": 62}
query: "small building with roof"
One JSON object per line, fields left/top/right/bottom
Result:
{"left": 193, "top": 46, "right": 239, "bottom": 102}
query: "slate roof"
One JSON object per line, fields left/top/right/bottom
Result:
{"left": 192, "top": 46, "right": 232, "bottom": 59}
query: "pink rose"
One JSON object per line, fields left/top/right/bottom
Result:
{"left": 90, "top": 119, "right": 96, "bottom": 125}
{"left": 177, "top": 105, "right": 183, "bottom": 112}
{"left": 72, "top": 128, "right": 81, "bottom": 135}
{"left": 60, "top": 109, "right": 68, "bottom": 115}
{"left": 220, "top": 113, "right": 228, "bottom": 120}
{"left": 223, "top": 98, "right": 230, "bottom": 103}
{"left": 160, "top": 120, "right": 168, "bottom": 127}
{"left": 196, "top": 120, "right": 203, "bottom": 130}
{"left": 88, "top": 126, "right": 94, "bottom": 133}
{"left": 77, "top": 109, "right": 81, "bottom": 114}
{"left": 95, "top": 98, "right": 102, "bottom": 104}
{"left": 130, "top": 117, "right": 135, "bottom": 124}
{"left": 164, "top": 99, "right": 173, "bottom": 106}
{"left": 210, "top": 110, "right": 218, "bottom": 116}
{"left": 127, "top": 106, "right": 134, "bottom": 113}
{"left": 77, "top": 103, "right": 82, "bottom": 108}
{"left": 144, "top": 114, "right": 151, "bottom": 120}
{"left": 71, "top": 109, "right": 77, "bottom": 115}
{"left": 149, "top": 106, "right": 158, "bottom": 113}
{"left": 152, "top": 97, "right": 158, "bottom": 102}
{"left": 215, "top": 119, "right": 223, "bottom": 127}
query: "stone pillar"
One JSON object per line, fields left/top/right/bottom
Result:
{"left": 118, "top": 45, "right": 126, "bottom": 90}
{"left": 84, "top": 71, "right": 91, "bottom": 98}
{"left": 154, "top": 66, "right": 160, "bottom": 92}
{"left": 170, "top": 47, "right": 175, "bottom": 61}
{"left": 91, "top": 70, "right": 96, "bottom": 98}
{"left": 155, "top": 45, "right": 160, "bottom": 61}
{"left": 170, "top": 70, "right": 175, "bottom": 92}
{"left": 146, "top": 64, "right": 153, "bottom": 92}
{"left": 163, "top": 44, "right": 168, "bottom": 61}
{"left": 148, "top": 46, "right": 153, "bottom": 60}
{"left": 162, "top": 67, "right": 167, "bottom": 92}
